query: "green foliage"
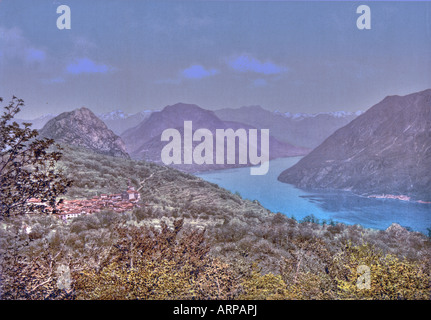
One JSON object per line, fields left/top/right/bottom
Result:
{"left": 1, "top": 144, "right": 430, "bottom": 300}
{"left": 300, "top": 214, "right": 320, "bottom": 224}
{"left": 76, "top": 259, "right": 196, "bottom": 300}
{"left": 333, "top": 242, "right": 431, "bottom": 300}
{"left": 73, "top": 219, "right": 242, "bottom": 300}
{"left": 239, "top": 265, "right": 289, "bottom": 300}
{"left": 0, "top": 97, "right": 72, "bottom": 217}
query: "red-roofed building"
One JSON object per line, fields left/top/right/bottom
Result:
{"left": 44, "top": 186, "right": 143, "bottom": 220}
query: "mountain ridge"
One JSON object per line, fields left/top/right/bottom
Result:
{"left": 39, "top": 107, "right": 130, "bottom": 159}
{"left": 121, "top": 102, "right": 309, "bottom": 173}
{"left": 278, "top": 89, "right": 431, "bottom": 201}
{"left": 214, "top": 105, "right": 360, "bottom": 149}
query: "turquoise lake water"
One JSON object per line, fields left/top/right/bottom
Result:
{"left": 197, "top": 157, "right": 431, "bottom": 235}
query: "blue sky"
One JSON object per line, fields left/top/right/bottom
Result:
{"left": 0, "top": 0, "right": 430, "bottom": 118}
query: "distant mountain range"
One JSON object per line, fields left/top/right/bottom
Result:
{"left": 278, "top": 110, "right": 363, "bottom": 120}
{"left": 97, "top": 110, "right": 155, "bottom": 135}
{"left": 17, "top": 109, "right": 156, "bottom": 135}
{"left": 32, "top": 102, "right": 378, "bottom": 175}
{"left": 15, "top": 114, "right": 57, "bottom": 130}
{"left": 21, "top": 105, "right": 361, "bottom": 150}
{"left": 121, "top": 103, "right": 309, "bottom": 173}
{"left": 39, "top": 107, "right": 130, "bottom": 158}
{"left": 214, "top": 106, "right": 361, "bottom": 149}
{"left": 278, "top": 89, "right": 431, "bottom": 201}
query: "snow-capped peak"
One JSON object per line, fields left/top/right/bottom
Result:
{"left": 98, "top": 110, "right": 131, "bottom": 120}
{"left": 278, "top": 110, "right": 363, "bottom": 120}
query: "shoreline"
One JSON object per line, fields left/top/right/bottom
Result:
{"left": 367, "top": 194, "right": 431, "bottom": 204}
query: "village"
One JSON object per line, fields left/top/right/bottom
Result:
{"left": 27, "top": 186, "right": 143, "bottom": 221}
{"left": 368, "top": 194, "right": 411, "bottom": 201}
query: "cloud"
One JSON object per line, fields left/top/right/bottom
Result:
{"left": 182, "top": 65, "right": 219, "bottom": 79}
{"left": 26, "top": 48, "right": 46, "bottom": 62}
{"left": 66, "top": 58, "right": 110, "bottom": 75}
{"left": 0, "top": 27, "right": 47, "bottom": 64}
{"left": 155, "top": 64, "right": 219, "bottom": 84}
{"left": 228, "top": 55, "right": 287, "bottom": 75}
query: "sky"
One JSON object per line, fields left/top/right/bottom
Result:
{"left": 0, "top": 0, "right": 430, "bottom": 118}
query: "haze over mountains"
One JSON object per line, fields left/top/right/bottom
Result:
{"left": 215, "top": 106, "right": 361, "bottom": 149}
{"left": 18, "top": 110, "right": 155, "bottom": 135}
{"left": 23, "top": 102, "right": 362, "bottom": 159}
{"left": 15, "top": 114, "right": 56, "bottom": 130}
{"left": 36, "top": 103, "right": 312, "bottom": 173}
{"left": 35, "top": 89, "right": 431, "bottom": 199}
{"left": 121, "top": 103, "right": 309, "bottom": 173}
{"left": 97, "top": 110, "right": 154, "bottom": 135}
{"left": 278, "top": 89, "right": 431, "bottom": 201}
{"left": 24, "top": 104, "right": 361, "bottom": 149}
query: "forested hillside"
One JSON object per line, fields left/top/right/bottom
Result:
{"left": 0, "top": 145, "right": 430, "bottom": 300}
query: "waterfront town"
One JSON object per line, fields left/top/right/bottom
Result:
{"left": 27, "top": 186, "right": 143, "bottom": 221}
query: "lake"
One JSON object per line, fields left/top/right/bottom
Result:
{"left": 197, "top": 157, "right": 431, "bottom": 235}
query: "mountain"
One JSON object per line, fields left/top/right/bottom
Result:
{"left": 15, "top": 113, "right": 57, "bottom": 130}
{"left": 39, "top": 107, "right": 130, "bottom": 158}
{"left": 122, "top": 103, "right": 225, "bottom": 154}
{"left": 97, "top": 110, "right": 155, "bottom": 135}
{"left": 214, "top": 106, "right": 361, "bottom": 149}
{"left": 279, "top": 110, "right": 363, "bottom": 120}
{"left": 15, "top": 109, "right": 155, "bottom": 136}
{"left": 278, "top": 89, "right": 431, "bottom": 201}
{"left": 121, "top": 103, "right": 309, "bottom": 172}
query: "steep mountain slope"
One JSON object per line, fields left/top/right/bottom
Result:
{"left": 278, "top": 89, "right": 431, "bottom": 201}
{"left": 39, "top": 107, "right": 129, "bottom": 158}
{"left": 121, "top": 103, "right": 226, "bottom": 154}
{"left": 121, "top": 103, "right": 308, "bottom": 172}
{"left": 214, "top": 106, "right": 360, "bottom": 149}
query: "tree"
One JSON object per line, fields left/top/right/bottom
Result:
{"left": 74, "top": 219, "right": 217, "bottom": 300}
{"left": 238, "top": 264, "right": 290, "bottom": 300}
{"left": 333, "top": 242, "right": 430, "bottom": 300}
{"left": 0, "top": 96, "right": 72, "bottom": 217}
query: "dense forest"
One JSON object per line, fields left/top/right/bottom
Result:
{"left": 0, "top": 145, "right": 430, "bottom": 300}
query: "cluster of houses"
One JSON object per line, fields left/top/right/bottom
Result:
{"left": 27, "top": 186, "right": 143, "bottom": 221}
{"left": 368, "top": 194, "right": 411, "bottom": 201}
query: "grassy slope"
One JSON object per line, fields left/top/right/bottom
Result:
{"left": 1, "top": 144, "right": 429, "bottom": 300}
{"left": 55, "top": 145, "right": 431, "bottom": 273}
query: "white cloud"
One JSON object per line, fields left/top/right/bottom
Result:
{"left": 0, "top": 27, "right": 46, "bottom": 63}
{"left": 66, "top": 58, "right": 111, "bottom": 75}
{"left": 228, "top": 54, "right": 287, "bottom": 75}
{"left": 155, "top": 64, "right": 219, "bottom": 84}
{"left": 26, "top": 48, "right": 46, "bottom": 62}
{"left": 182, "top": 65, "right": 219, "bottom": 79}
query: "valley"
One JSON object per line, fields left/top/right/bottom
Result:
{"left": 2, "top": 142, "right": 429, "bottom": 300}
{"left": 2, "top": 89, "right": 430, "bottom": 300}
